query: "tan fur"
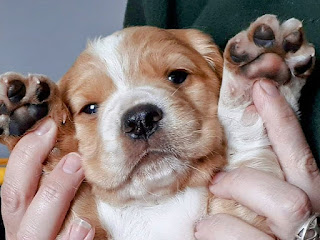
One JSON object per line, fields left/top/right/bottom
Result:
{"left": 3, "top": 27, "right": 227, "bottom": 239}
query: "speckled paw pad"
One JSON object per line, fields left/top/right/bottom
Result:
{"left": 0, "top": 72, "right": 55, "bottom": 136}
{"left": 224, "top": 14, "right": 315, "bottom": 81}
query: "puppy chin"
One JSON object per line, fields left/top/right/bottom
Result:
{"left": 61, "top": 26, "right": 226, "bottom": 206}
{"left": 118, "top": 155, "right": 189, "bottom": 203}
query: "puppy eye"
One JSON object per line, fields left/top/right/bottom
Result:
{"left": 167, "top": 70, "right": 189, "bottom": 84}
{"left": 81, "top": 104, "right": 98, "bottom": 114}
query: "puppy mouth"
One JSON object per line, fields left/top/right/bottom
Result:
{"left": 128, "top": 146, "right": 186, "bottom": 177}
{"left": 125, "top": 148, "right": 189, "bottom": 195}
{"left": 132, "top": 148, "right": 178, "bottom": 173}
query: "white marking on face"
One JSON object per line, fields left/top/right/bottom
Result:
{"left": 84, "top": 31, "right": 205, "bottom": 195}
{"left": 88, "top": 32, "right": 128, "bottom": 90}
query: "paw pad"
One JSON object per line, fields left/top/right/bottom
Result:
{"left": 283, "top": 30, "right": 303, "bottom": 53}
{"left": 253, "top": 24, "right": 275, "bottom": 48}
{"left": 0, "top": 73, "right": 55, "bottom": 136}
{"left": 8, "top": 80, "right": 26, "bottom": 103}
{"left": 225, "top": 14, "right": 315, "bottom": 81}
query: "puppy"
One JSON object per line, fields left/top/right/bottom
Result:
{"left": 0, "top": 27, "right": 226, "bottom": 239}
{"left": 0, "top": 14, "right": 315, "bottom": 239}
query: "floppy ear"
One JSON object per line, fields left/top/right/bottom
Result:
{"left": 168, "top": 29, "right": 223, "bottom": 79}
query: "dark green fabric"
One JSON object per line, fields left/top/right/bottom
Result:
{"left": 124, "top": 0, "right": 320, "bottom": 165}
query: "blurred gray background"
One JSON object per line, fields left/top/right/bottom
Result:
{"left": 0, "top": 0, "right": 128, "bottom": 157}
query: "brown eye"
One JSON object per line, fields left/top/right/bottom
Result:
{"left": 168, "top": 70, "right": 188, "bottom": 84}
{"left": 81, "top": 104, "right": 98, "bottom": 114}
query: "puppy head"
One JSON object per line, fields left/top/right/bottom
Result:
{"left": 59, "top": 27, "right": 226, "bottom": 204}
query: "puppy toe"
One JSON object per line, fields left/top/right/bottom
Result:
{"left": 7, "top": 80, "right": 26, "bottom": 103}
{"left": 36, "top": 82, "right": 51, "bottom": 102}
{"left": 253, "top": 24, "right": 275, "bottom": 48}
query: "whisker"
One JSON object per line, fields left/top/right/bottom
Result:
{"left": 183, "top": 162, "right": 207, "bottom": 175}
{"left": 171, "top": 85, "right": 183, "bottom": 97}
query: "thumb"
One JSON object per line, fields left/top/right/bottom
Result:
{"left": 252, "top": 79, "right": 320, "bottom": 211}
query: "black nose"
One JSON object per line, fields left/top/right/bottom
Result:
{"left": 122, "top": 104, "right": 163, "bottom": 140}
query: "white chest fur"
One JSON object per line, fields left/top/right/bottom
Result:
{"left": 97, "top": 187, "right": 208, "bottom": 240}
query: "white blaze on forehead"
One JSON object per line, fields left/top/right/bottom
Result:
{"left": 87, "top": 31, "right": 129, "bottom": 90}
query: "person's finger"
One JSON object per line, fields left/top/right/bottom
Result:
{"left": 60, "top": 218, "right": 95, "bottom": 240}
{"left": 16, "top": 152, "right": 85, "bottom": 240}
{"left": 252, "top": 79, "right": 320, "bottom": 211}
{"left": 194, "top": 213, "right": 274, "bottom": 240}
{"left": 1, "top": 118, "right": 57, "bottom": 238}
{"left": 210, "top": 168, "right": 312, "bottom": 240}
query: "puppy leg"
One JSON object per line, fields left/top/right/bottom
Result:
{"left": 0, "top": 72, "right": 107, "bottom": 239}
{"left": 0, "top": 72, "right": 65, "bottom": 149}
{"left": 213, "top": 14, "right": 315, "bottom": 235}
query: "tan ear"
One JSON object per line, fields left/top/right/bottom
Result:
{"left": 168, "top": 29, "right": 223, "bottom": 79}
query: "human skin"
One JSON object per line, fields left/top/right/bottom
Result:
{"left": 1, "top": 80, "right": 319, "bottom": 240}
{"left": 1, "top": 119, "right": 95, "bottom": 240}
{"left": 195, "top": 80, "right": 320, "bottom": 240}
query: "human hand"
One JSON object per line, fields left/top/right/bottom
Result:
{"left": 195, "top": 79, "right": 320, "bottom": 240}
{"left": 1, "top": 118, "right": 95, "bottom": 240}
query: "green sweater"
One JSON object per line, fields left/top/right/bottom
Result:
{"left": 124, "top": 0, "right": 320, "bottom": 165}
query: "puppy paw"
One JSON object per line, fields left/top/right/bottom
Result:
{"left": 0, "top": 72, "right": 58, "bottom": 138}
{"left": 221, "top": 14, "right": 315, "bottom": 108}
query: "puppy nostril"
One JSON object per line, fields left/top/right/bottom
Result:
{"left": 146, "top": 108, "right": 163, "bottom": 125}
{"left": 123, "top": 121, "right": 136, "bottom": 134}
{"left": 122, "top": 104, "right": 163, "bottom": 140}
{"left": 8, "top": 80, "right": 26, "bottom": 103}
{"left": 253, "top": 24, "right": 275, "bottom": 48}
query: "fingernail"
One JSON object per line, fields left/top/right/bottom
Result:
{"left": 194, "top": 220, "right": 207, "bottom": 240}
{"left": 210, "top": 171, "right": 226, "bottom": 185}
{"left": 194, "top": 231, "right": 202, "bottom": 239}
{"left": 35, "top": 118, "right": 54, "bottom": 136}
{"left": 259, "top": 79, "right": 279, "bottom": 97}
{"left": 62, "top": 153, "right": 82, "bottom": 174}
{"left": 69, "top": 218, "right": 92, "bottom": 240}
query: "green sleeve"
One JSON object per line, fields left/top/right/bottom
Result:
{"left": 124, "top": 0, "right": 320, "bottom": 164}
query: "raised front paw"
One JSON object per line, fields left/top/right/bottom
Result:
{"left": 0, "top": 72, "right": 58, "bottom": 138}
{"left": 220, "top": 14, "right": 315, "bottom": 108}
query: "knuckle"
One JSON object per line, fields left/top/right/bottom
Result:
{"left": 271, "top": 108, "right": 297, "bottom": 136}
{"left": 281, "top": 108, "right": 296, "bottom": 123}
{"left": 296, "top": 147, "right": 319, "bottom": 176}
{"left": 10, "top": 144, "right": 35, "bottom": 162}
{"left": 40, "top": 180, "right": 66, "bottom": 203}
{"left": 275, "top": 102, "right": 296, "bottom": 124}
{"left": 1, "top": 180, "right": 22, "bottom": 213}
{"left": 283, "top": 188, "right": 311, "bottom": 221}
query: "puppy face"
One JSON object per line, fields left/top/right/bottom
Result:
{"left": 59, "top": 27, "right": 226, "bottom": 204}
